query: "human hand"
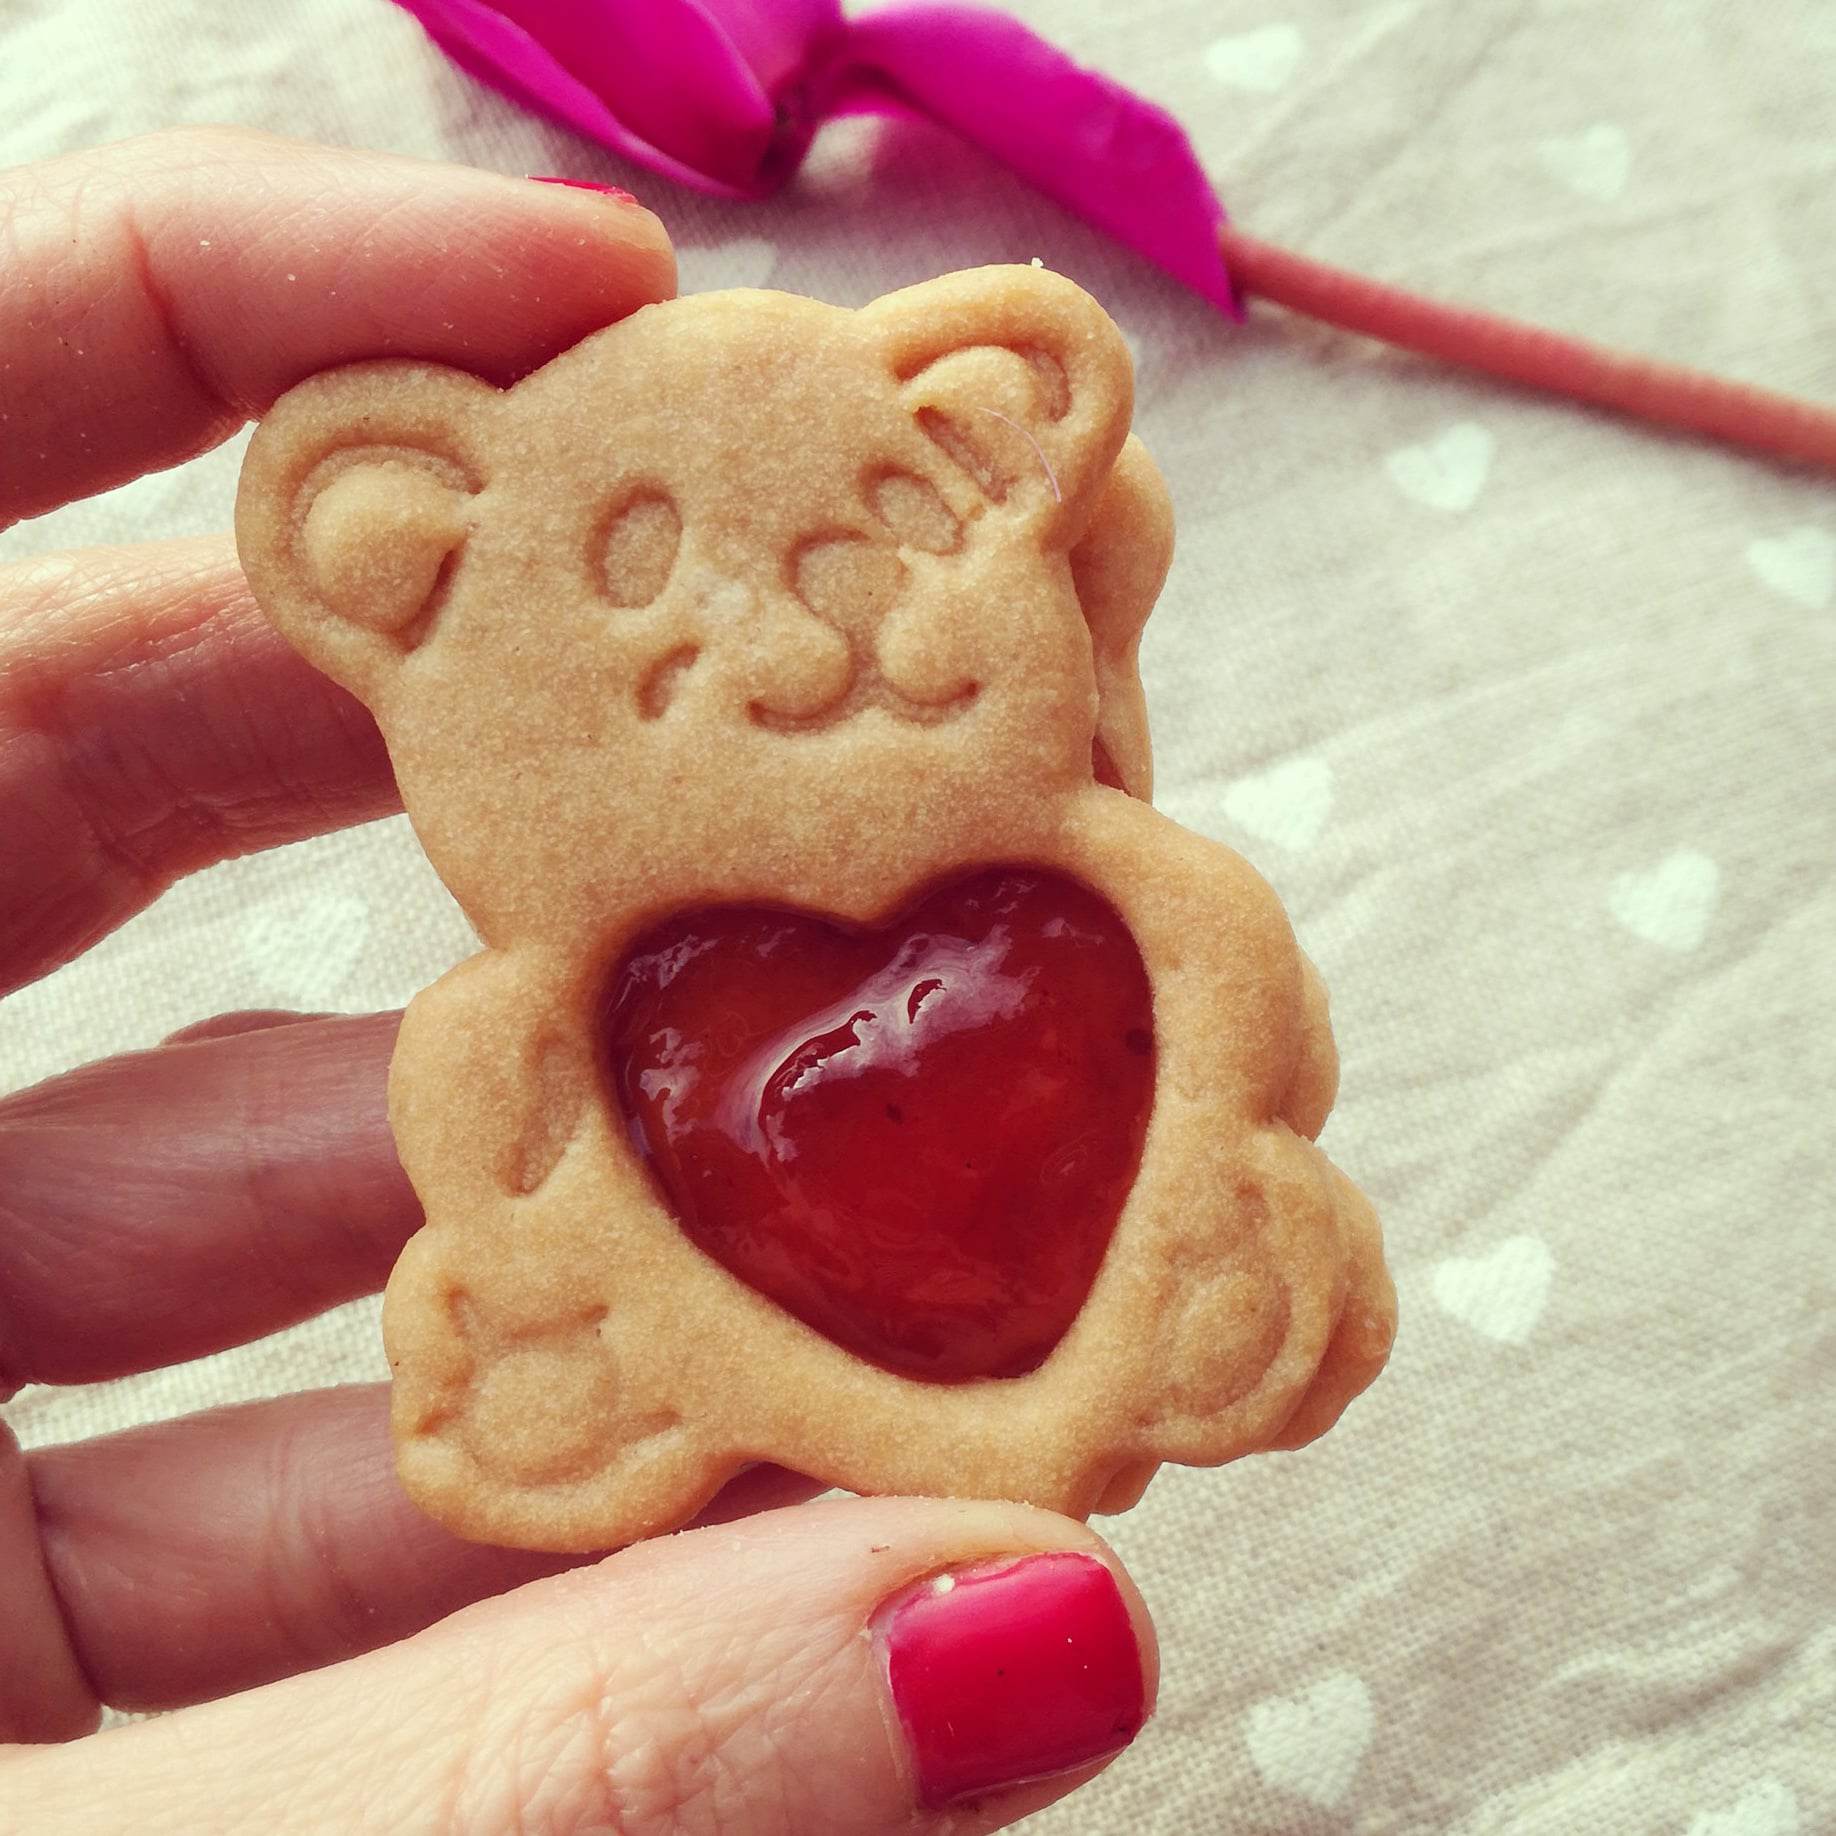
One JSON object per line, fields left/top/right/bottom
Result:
{"left": 0, "top": 131, "right": 1156, "bottom": 1834}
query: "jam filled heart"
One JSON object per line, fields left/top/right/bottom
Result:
{"left": 601, "top": 868, "right": 1155, "bottom": 1381}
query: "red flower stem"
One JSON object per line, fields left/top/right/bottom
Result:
{"left": 1218, "top": 224, "right": 1836, "bottom": 474}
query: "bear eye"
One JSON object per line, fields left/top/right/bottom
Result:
{"left": 793, "top": 534, "right": 905, "bottom": 627}
{"left": 867, "top": 469, "right": 961, "bottom": 554}
{"left": 598, "top": 490, "right": 682, "bottom": 608}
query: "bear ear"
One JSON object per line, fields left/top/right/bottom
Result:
{"left": 234, "top": 362, "right": 496, "bottom": 707}
{"left": 866, "top": 266, "right": 1134, "bottom": 544}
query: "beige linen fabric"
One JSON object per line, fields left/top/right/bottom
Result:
{"left": 3, "top": 1, "right": 1833, "bottom": 1829}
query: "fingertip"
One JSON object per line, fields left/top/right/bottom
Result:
{"left": 499, "top": 167, "right": 678, "bottom": 345}
{"left": 860, "top": 1507, "right": 1157, "bottom": 1816}
{"left": 1104, "top": 1530, "right": 1163, "bottom": 1720}
{"left": 1, "top": 130, "right": 682, "bottom": 523}
{"left": 667, "top": 1494, "right": 1160, "bottom": 1824}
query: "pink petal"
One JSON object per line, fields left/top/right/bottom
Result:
{"left": 391, "top": 0, "right": 781, "bottom": 195}
{"left": 390, "top": 0, "right": 1236, "bottom": 306}
{"left": 693, "top": 0, "right": 847, "bottom": 96}
{"left": 840, "top": 3, "right": 1236, "bottom": 312}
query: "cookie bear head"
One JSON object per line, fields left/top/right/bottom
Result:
{"left": 237, "top": 267, "right": 1166, "bottom": 941}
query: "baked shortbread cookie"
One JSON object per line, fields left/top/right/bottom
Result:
{"left": 235, "top": 266, "right": 1396, "bottom": 1553}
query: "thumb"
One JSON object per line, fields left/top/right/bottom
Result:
{"left": 1, "top": 1495, "right": 1158, "bottom": 1836}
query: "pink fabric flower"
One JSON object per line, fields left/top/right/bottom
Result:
{"left": 389, "top": 0, "right": 1237, "bottom": 310}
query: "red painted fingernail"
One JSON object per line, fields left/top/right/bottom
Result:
{"left": 529, "top": 175, "right": 639, "bottom": 204}
{"left": 875, "top": 1551, "right": 1148, "bottom": 1809}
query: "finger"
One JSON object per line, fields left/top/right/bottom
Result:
{"left": 2, "top": 1495, "right": 1156, "bottom": 1836}
{"left": 1, "top": 127, "right": 674, "bottom": 528}
{"left": 23, "top": 1382, "right": 821, "bottom": 1722}
{"left": 0, "top": 1426, "right": 94, "bottom": 1743}
{"left": 0, "top": 537, "right": 396, "bottom": 995}
{"left": 0, "top": 1012, "right": 410, "bottom": 1390}
{"left": 160, "top": 1008, "right": 329, "bottom": 1045}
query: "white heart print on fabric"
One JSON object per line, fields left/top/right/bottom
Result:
{"left": 1222, "top": 757, "right": 1333, "bottom": 852}
{"left": 1746, "top": 526, "right": 1835, "bottom": 610}
{"left": 1202, "top": 23, "right": 1305, "bottom": 93}
{"left": 1385, "top": 423, "right": 1494, "bottom": 512}
{"left": 1432, "top": 1236, "right": 1554, "bottom": 1344}
{"left": 239, "top": 890, "right": 372, "bottom": 1005}
{"left": 1536, "top": 124, "right": 1632, "bottom": 201}
{"left": 1687, "top": 1780, "right": 1802, "bottom": 1836}
{"left": 1244, "top": 1672, "right": 1374, "bottom": 1809}
{"left": 1607, "top": 850, "right": 1720, "bottom": 953}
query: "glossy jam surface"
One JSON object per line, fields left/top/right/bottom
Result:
{"left": 601, "top": 869, "right": 1155, "bottom": 1381}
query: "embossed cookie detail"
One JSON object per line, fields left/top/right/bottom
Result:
{"left": 236, "top": 267, "right": 1395, "bottom": 1552}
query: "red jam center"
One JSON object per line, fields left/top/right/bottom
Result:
{"left": 600, "top": 869, "right": 1155, "bottom": 1382}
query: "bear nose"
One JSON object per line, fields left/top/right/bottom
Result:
{"left": 791, "top": 536, "right": 905, "bottom": 652}
{"left": 721, "top": 572, "right": 856, "bottom": 726}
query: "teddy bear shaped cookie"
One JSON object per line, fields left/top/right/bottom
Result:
{"left": 235, "top": 265, "right": 1396, "bottom": 1553}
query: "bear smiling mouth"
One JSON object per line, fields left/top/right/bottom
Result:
{"left": 747, "top": 664, "right": 980, "bottom": 733}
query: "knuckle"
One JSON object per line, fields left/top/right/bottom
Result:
{"left": 442, "top": 1610, "right": 817, "bottom": 1836}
